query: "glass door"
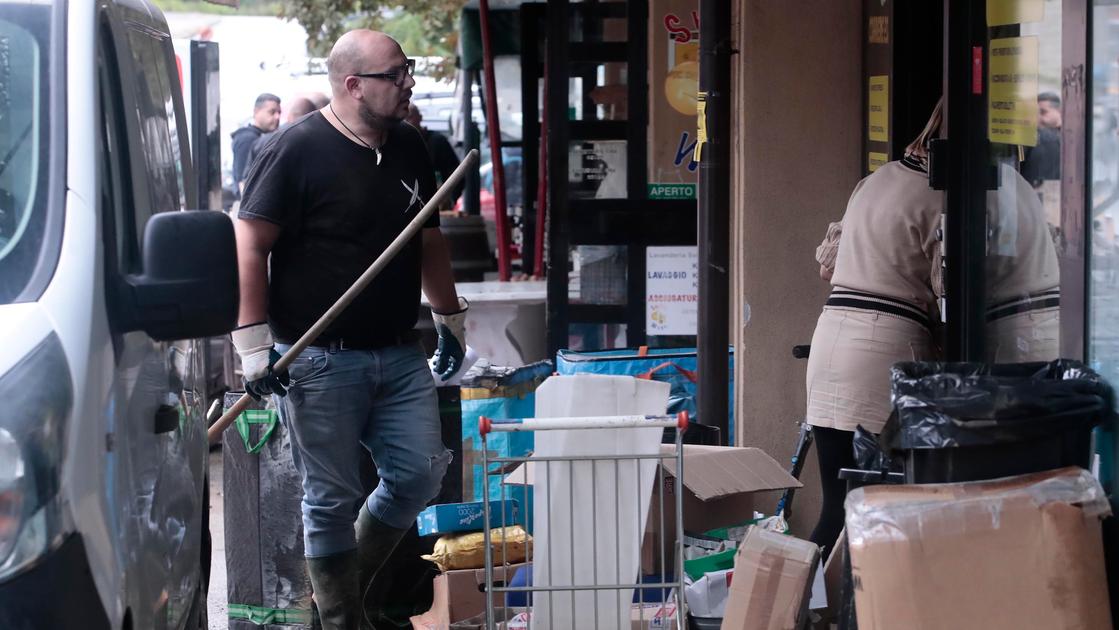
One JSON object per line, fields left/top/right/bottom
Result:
{"left": 981, "top": 0, "right": 1070, "bottom": 363}
{"left": 943, "top": 0, "right": 1086, "bottom": 363}
{"left": 1090, "top": 2, "right": 1119, "bottom": 398}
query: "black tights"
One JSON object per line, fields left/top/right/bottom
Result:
{"left": 809, "top": 426, "right": 855, "bottom": 561}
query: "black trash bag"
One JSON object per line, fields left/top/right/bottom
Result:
{"left": 889, "top": 360, "right": 1114, "bottom": 449}
{"left": 888, "top": 360, "right": 1115, "bottom": 483}
{"left": 851, "top": 422, "right": 902, "bottom": 473}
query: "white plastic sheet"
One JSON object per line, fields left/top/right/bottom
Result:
{"left": 529, "top": 375, "right": 669, "bottom": 630}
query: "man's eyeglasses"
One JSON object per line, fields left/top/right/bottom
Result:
{"left": 352, "top": 59, "right": 416, "bottom": 87}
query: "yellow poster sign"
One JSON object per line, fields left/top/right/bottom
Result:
{"left": 868, "top": 152, "right": 889, "bottom": 172}
{"left": 868, "top": 75, "right": 889, "bottom": 143}
{"left": 987, "top": 0, "right": 1044, "bottom": 27}
{"left": 988, "top": 36, "right": 1039, "bottom": 147}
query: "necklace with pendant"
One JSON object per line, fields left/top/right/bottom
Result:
{"left": 330, "top": 103, "right": 383, "bottom": 165}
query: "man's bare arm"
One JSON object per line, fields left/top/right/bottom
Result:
{"left": 421, "top": 227, "right": 460, "bottom": 313}
{"left": 234, "top": 217, "right": 281, "bottom": 326}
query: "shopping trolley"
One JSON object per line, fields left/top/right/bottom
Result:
{"left": 479, "top": 412, "right": 690, "bottom": 630}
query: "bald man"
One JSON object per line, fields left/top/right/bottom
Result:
{"left": 231, "top": 30, "right": 466, "bottom": 629}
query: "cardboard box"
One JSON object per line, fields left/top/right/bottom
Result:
{"left": 644, "top": 445, "right": 801, "bottom": 573}
{"left": 409, "top": 563, "right": 528, "bottom": 628}
{"left": 506, "top": 445, "right": 799, "bottom": 575}
{"left": 416, "top": 500, "right": 519, "bottom": 537}
{"left": 721, "top": 526, "right": 821, "bottom": 630}
{"left": 845, "top": 467, "right": 1113, "bottom": 630}
{"left": 630, "top": 602, "right": 679, "bottom": 628}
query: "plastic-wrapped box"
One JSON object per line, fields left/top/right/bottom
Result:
{"left": 845, "top": 467, "right": 1113, "bottom": 630}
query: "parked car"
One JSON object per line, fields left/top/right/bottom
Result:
{"left": 0, "top": 1, "right": 238, "bottom": 628}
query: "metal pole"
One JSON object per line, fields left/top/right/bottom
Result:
{"left": 943, "top": 0, "right": 987, "bottom": 361}
{"left": 482, "top": 432, "right": 495, "bottom": 629}
{"left": 545, "top": 0, "right": 571, "bottom": 357}
{"left": 478, "top": 0, "right": 512, "bottom": 280}
{"left": 533, "top": 61, "right": 549, "bottom": 278}
{"left": 462, "top": 70, "right": 481, "bottom": 217}
{"left": 696, "top": 0, "right": 732, "bottom": 443}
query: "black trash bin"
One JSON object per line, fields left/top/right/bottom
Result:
{"left": 889, "top": 360, "right": 1114, "bottom": 484}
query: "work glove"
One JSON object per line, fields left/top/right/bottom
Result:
{"left": 430, "top": 297, "right": 469, "bottom": 383}
{"left": 230, "top": 322, "right": 289, "bottom": 399}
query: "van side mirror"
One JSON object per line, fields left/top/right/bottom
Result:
{"left": 123, "top": 211, "right": 239, "bottom": 341}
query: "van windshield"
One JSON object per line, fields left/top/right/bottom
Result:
{"left": 0, "top": 3, "right": 52, "bottom": 304}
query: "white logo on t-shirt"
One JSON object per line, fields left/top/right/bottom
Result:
{"left": 400, "top": 178, "right": 426, "bottom": 213}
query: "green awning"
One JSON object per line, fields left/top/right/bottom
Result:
{"left": 460, "top": 8, "right": 522, "bottom": 71}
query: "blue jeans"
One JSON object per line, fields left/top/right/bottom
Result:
{"left": 274, "top": 341, "right": 451, "bottom": 557}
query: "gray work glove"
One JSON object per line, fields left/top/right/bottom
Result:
{"left": 430, "top": 297, "right": 469, "bottom": 383}
{"left": 231, "top": 322, "right": 289, "bottom": 399}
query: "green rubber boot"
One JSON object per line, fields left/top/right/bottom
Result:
{"left": 307, "top": 551, "right": 360, "bottom": 630}
{"left": 355, "top": 505, "right": 409, "bottom": 629}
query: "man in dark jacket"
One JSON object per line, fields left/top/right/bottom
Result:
{"left": 405, "top": 103, "right": 463, "bottom": 207}
{"left": 248, "top": 96, "right": 317, "bottom": 167}
{"left": 231, "top": 93, "right": 281, "bottom": 196}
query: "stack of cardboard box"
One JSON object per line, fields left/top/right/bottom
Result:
{"left": 410, "top": 500, "right": 531, "bottom": 629}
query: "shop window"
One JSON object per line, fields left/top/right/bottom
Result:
{"left": 569, "top": 324, "right": 627, "bottom": 351}
{"left": 568, "top": 245, "right": 628, "bottom": 305}
{"left": 1089, "top": 3, "right": 1119, "bottom": 390}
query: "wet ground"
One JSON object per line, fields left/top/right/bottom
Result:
{"left": 207, "top": 449, "right": 228, "bottom": 629}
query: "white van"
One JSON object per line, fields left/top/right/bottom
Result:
{"left": 0, "top": 1, "right": 237, "bottom": 628}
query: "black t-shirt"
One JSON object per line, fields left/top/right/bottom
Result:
{"left": 238, "top": 112, "right": 438, "bottom": 346}
{"left": 421, "top": 127, "right": 464, "bottom": 203}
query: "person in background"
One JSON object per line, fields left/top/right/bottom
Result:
{"left": 247, "top": 97, "right": 317, "bottom": 166}
{"left": 1038, "top": 91, "right": 1063, "bottom": 130}
{"left": 1022, "top": 92, "right": 1062, "bottom": 188}
{"left": 308, "top": 91, "right": 331, "bottom": 110}
{"left": 231, "top": 30, "right": 466, "bottom": 629}
{"left": 405, "top": 103, "right": 464, "bottom": 208}
{"left": 232, "top": 93, "right": 281, "bottom": 196}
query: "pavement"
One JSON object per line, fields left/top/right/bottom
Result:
{"left": 207, "top": 448, "right": 228, "bottom": 629}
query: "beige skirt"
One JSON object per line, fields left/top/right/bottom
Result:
{"left": 986, "top": 306, "right": 1060, "bottom": 363}
{"left": 805, "top": 306, "right": 934, "bottom": 433}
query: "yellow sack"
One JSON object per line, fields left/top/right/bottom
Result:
{"left": 422, "top": 526, "right": 532, "bottom": 572}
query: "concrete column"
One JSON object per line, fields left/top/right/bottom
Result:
{"left": 730, "top": 0, "right": 862, "bottom": 536}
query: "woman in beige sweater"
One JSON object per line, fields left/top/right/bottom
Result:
{"left": 806, "top": 100, "right": 944, "bottom": 558}
{"left": 806, "top": 98, "right": 1062, "bottom": 559}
